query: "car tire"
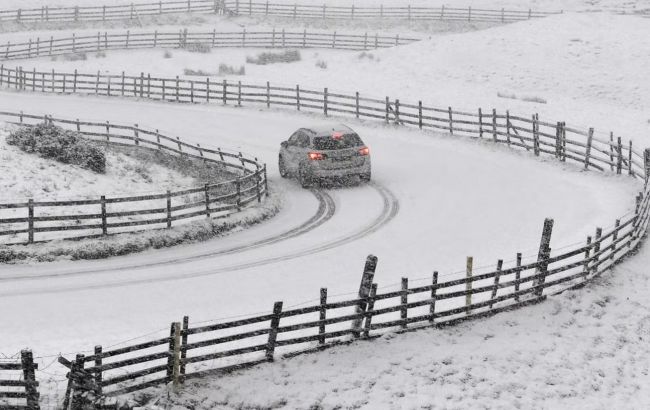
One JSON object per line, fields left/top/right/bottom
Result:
{"left": 278, "top": 155, "right": 288, "bottom": 178}
{"left": 299, "top": 167, "right": 312, "bottom": 188}
{"left": 360, "top": 172, "right": 371, "bottom": 182}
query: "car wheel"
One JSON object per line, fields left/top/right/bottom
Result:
{"left": 299, "top": 167, "right": 312, "bottom": 188}
{"left": 278, "top": 155, "right": 288, "bottom": 178}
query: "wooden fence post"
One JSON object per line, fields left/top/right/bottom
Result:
{"left": 505, "top": 110, "right": 512, "bottom": 146}
{"left": 591, "top": 227, "right": 602, "bottom": 276}
{"left": 465, "top": 256, "right": 473, "bottom": 315}
{"left": 237, "top": 81, "right": 242, "bottom": 106}
{"left": 514, "top": 253, "right": 522, "bottom": 301}
{"left": 533, "top": 114, "right": 540, "bottom": 156}
{"left": 616, "top": 136, "right": 623, "bottom": 174}
{"left": 489, "top": 260, "right": 503, "bottom": 309}
{"left": 400, "top": 277, "right": 408, "bottom": 329}
{"left": 385, "top": 97, "right": 389, "bottom": 123}
{"left": 28, "top": 199, "right": 34, "bottom": 244}
{"left": 295, "top": 84, "right": 301, "bottom": 111}
{"left": 318, "top": 288, "right": 327, "bottom": 344}
{"left": 582, "top": 236, "right": 592, "bottom": 278}
{"left": 610, "top": 219, "right": 620, "bottom": 261}
{"left": 180, "top": 316, "right": 189, "bottom": 379}
{"left": 323, "top": 87, "right": 328, "bottom": 116}
{"left": 394, "top": 99, "right": 401, "bottom": 124}
{"left": 448, "top": 106, "right": 453, "bottom": 134}
{"left": 266, "top": 302, "right": 283, "bottom": 361}
{"left": 20, "top": 350, "right": 39, "bottom": 410}
{"left": 418, "top": 101, "right": 422, "bottom": 129}
{"left": 222, "top": 79, "right": 227, "bottom": 104}
{"left": 166, "top": 190, "right": 172, "bottom": 228}
{"left": 266, "top": 81, "right": 270, "bottom": 108}
{"left": 351, "top": 255, "right": 378, "bottom": 337}
{"left": 363, "top": 283, "right": 377, "bottom": 338}
{"left": 644, "top": 148, "right": 650, "bottom": 183}
{"left": 100, "top": 195, "right": 107, "bottom": 235}
{"left": 175, "top": 76, "right": 180, "bottom": 102}
{"left": 172, "top": 322, "right": 181, "bottom": 389}
{"left": 492, "top": 108, "right": 497, "bottom": 141}
{"left": 478, "top": 108, "right": 483, "bottom": 138}
{"left": 533, "top": 218, "right": 554, "bottom": 297}
{"left": 71, "top": 354, "right": 86, "bottom": 410}
{"left": 93, "top": 345, "right": 102, "bottom": 397}
{"left": 585, "top": 127, "right": 594, "bottom": 170}
{"left": 429, "top": 271, "right": 438, "bottom": 323}
{"left": 628, "top": 140, "right": 633, "bottom": 176}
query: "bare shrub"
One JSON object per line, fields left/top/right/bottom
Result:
{"left": 184, "top": 42, "right": 211, "bottom": 53}
{"left": 315, "top": 60, "right": 328, "bottom": 69}
{"left": 246, "top": 50, "right": 301, "bottom": 65}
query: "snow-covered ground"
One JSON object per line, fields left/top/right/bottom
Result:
{"left": 0, "top": 0, "right": 649, "bottom": 408}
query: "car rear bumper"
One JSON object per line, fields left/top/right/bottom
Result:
{"left": 307, "top": 162, "right": 371, "bottom": 178}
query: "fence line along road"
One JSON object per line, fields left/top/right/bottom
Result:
{"left": 0, "top": 111, "right": 268, "bottom": 245}
{"left": 0, "top": 28, "right": 420, "bottom": 61}
{"left": 0, "top": 0, "right": 562, "bottom": 24}
{"left": 3, "top": 66, "right": 647, "bottom": 405}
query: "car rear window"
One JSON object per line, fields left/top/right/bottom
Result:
{"left": 313, "top": 134, "right": 363, "bottom": 150}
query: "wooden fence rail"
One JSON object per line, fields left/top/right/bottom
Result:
{"left": 0, "top": 0, "right": 561, "bottom": 24}
{"left": 0, "top": 111, "right": 268, "bottom": 244}
{"left": 0, "top": 29, "right": 420, "bottom": 61}
{"left": 0, "top": 351, "right": 40, "bottom": 410}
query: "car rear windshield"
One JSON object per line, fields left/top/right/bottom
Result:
{"left": 313, "top": 134, "right": 363, "bottom": 150}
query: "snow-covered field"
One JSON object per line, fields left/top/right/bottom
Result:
{"left": 1, "top": 0, "right": 649, "bottom": 408}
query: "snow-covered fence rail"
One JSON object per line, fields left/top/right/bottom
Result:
{"left": 0, "top": 111, "right": 268, "bottom": 245}
{"left": 0, "top": 351, "right": 40, "bottom": 410}
{"left": 0, "top": 0, "right": 559, "bottom": 25}
{"left": 0, "top": 29, "right": 418, "bottom": 60}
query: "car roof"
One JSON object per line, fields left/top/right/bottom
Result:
{"left": 302, "top": 123, "right": 355, "bottom": 137}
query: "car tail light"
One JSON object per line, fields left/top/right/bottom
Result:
{"left": 308, "top": 152, "right": 325, "bottom": 160}
{"left": 358, "top": 146, "right": 370, "bottom": 156}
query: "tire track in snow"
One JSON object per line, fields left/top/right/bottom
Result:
{"left": 0, "top": 182, "right": 398, "bottom": 295}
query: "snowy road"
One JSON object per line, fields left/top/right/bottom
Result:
{"left": 0, "top": 90, "right": 637, "bottom": 358}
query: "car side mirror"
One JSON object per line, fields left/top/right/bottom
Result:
{"left": 281, "top": 141, "right": 288, "bottom": 148}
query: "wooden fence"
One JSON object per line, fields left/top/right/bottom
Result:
{"left": 25, "top": 70, "right": 647, "bottom": 403}
{"left": 0, "top": 28, "right": 419, "bottom": 61}
{"left": 0, "top": 0, "right": 561, "bottom": 24}
{"left": 0, "top": 351, "right": 39, "bottom": 410}
{"left": 0, "top": 111, "right": 268, "bottom": 245}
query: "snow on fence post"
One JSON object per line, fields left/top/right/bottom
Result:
{"left": 514, "top": 253, "right": 522, "bottom": 301}
{"left": 265, "top": 302, "right": 283, "bottom": 361}
{"left": 180, "top": 316, "right": 189, "bottom": 378}
{"left": 417, "top": 101, "right": 423, "bottom": 129}
{"left": 616, "top": 136, "right": 623, "bottom": 174}
{"left": 489, "top": 260, "right": 503, "bottom": 309}
{"left": 323, "top": 87, "right": 328, "bottom": 116}
{"left": 465, "top": 256, "right": 473, "bottom": 315}
{"left": 296, "top": 85, "right": 301, "bottom": 111}
{"left": 172, "top": 322, "right": 181, "bottom": 389}
{"left": 318, "top": 288, "right": 327, "bottom": 344}
{"left": 166, "top": 190, "right": 172, "bottom": 228}
{"left": 582, "top": 236, "right": 592, "bottom": 278}
{"left": 400, "top": 277, "right": 408, "bottom": 329}
{"left": 532, "top": 218, "right": 554, "bottom": 297}
{"left": 363, "top": 283, "right": 377, "bottom": 338}
{"left": 100, "top": 196, "right": 107, "bottom": 235}
{"left": 27, "top": 199, "right": 34, "bottom": 244}
{"left": 351, "top": 255, "right": 378, "bottom": 337}
{"left": 492, "top": 109, "right": 497, "bottom": 141}
{"left": 429, "top": 271, "right": 438, "bottom": 323}
{"left": 585, "top": 127, "right": 594, "bottom": 170}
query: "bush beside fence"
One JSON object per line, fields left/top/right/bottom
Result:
{"left": 0, "top": 111, "right": 268, "bottom": 245}
{"left": 0, "top": 0, "right": 561, "bottom": 25}
{"left": 0, "top": 351, "right": 40, "bottom": 410}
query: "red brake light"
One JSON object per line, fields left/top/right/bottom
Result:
{"left": 358, "top": 146, "right": 370, "bottom": 156}
{"left": 308, "top": 152, "right": 325, "bottom": 160}
{"left": 332, "top": 132, "right": 343, "bottom": 140}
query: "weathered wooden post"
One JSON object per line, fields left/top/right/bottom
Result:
{"left": 351, "top": 255, "right": 378, "bottom": 337}
{"left": 492, "top": 108, "right": 497, "bottom": 141}
{"left": 585, "top": 127, "right": 594, "bottom": 170}
{"left": 532, "top": 114, "right": 540, "bottom": 156}
{"left": 532, "top": 218, "right": 554, "bottom": 297}
{"left": 266, "top": 302, "right": 283, "bottom": 361}
{"left": 418, "top": 101, "right": 422, "bottom": 129}
{"left": 323, "top": 87, "right": 328, "bottom": 116}
{"left": 172, "top": 322, "right": 181, "bottom": 389}
{"left": 465, "top": 256, "right": 473, "bottom": 315}
{"left": 100, "top": 195, "right": 107, "bottom": 235}
{"left": 489, "top": 260, "right": 503, "bottom": 309}
{"left": 429, "top": 271, "right": 438, "bottom": 323}
{"left": 385, "top": 97, "right": 389, "bottom": 123}
{"left": 514, "top": 252, "right": 522, "bottom": 301}
{"left": 644, "top": 148, "right": 650, "bottom": 183}
{"left": 27, "top": 199, "right": 34, "bottom": 244}
{"left": 20, "top": 350, "right": 39, "bottom": 410}
{"left": 448, "top": 106, "right": 453, "bottom": 134}
{"left": 400, "top": 277, "right": 408, "bottom": 329}
{"left": 180, "top": 316, "right": 189, "bottom": 379}
{"left": 93, "top": 345, "right": 103, "bottom": 397}
{"left": 166, "top": 190, "right": 172, "bottom": 228}
{"left": 318, "top": 288, "right": 327, "bottom": 344}
{"left": 266, "top": 81, "right": 271, "bottom": 108}
{"left": 591, "top": 227, "right": 602, "bottom": 276}
{"left": 363, "top": 283, "right": 378, "bottom": 338}
{"left": 582, "top": 236, "right": 592, "bottom": 278}
{"left": 478, "top": 108, "right": 483, "bottom": 138}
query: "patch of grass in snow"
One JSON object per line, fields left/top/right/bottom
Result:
{"left": 246, "top": 50, "right": 301, "bottom": 65}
